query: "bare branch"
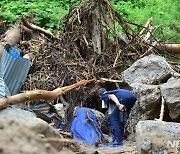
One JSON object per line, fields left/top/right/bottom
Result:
{"left": 0, "top": 79, "right": 96, "bottom": 109}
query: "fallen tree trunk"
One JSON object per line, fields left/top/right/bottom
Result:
{"left": 155, "top": 43, "right": 180, "bottom": 54}
{"left": 0, "top": 79, "right": 95, "bottom": 109}
{"left": 0, "top": 25, "right": 21, "bottom": 58}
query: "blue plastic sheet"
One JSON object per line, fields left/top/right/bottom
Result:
{"left": 4, "top": 44, "right": 28, "bottom": 60}
{"left": 70, "top": 107, "right": 104, "bottom": 144}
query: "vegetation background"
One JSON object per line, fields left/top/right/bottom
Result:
{"left": 0, "top": 0, "right": 179, "bottom": 42}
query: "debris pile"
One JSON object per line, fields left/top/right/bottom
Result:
{"left": 20, "top": 0, "right": 161, "bottom": 106}
{"left": 0, "top": 0, "right": 179, "bottom": 153}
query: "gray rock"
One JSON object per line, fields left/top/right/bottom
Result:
{"left": 0, "top": 107, "right": 61, "bottom": 138}
{"left": 131, "top": 83, "right": 161, "bottom": 113}
{"left": 0, "top": 107, "right": 36, "bottom": 121}
{"left": 136, "top": 120, "right": 180, "bottom": 154}
{"left": 122, "top": 54, "right": 174, "bottom": 85}
{"left": 160, "top": 77, "right": 180, "bottom": 122}
{"left": 25, "top": 118, "right": 61, "bottom": 138}
{"left": 125, "top": 83, "right": 161, "bottom": 138}
{"left": 0, "top": 117, "right": 59, "bottom": 154}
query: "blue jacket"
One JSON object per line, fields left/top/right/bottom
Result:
{"left": 101, "top": 89, "right": 136, "bottom": 112}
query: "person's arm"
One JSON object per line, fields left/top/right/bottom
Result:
{"left": 108, "top": 94, "right": 125, "bottom": 111}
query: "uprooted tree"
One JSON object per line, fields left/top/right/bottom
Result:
{"left": 0, "top": 0, "right": 179, "bottom": 118}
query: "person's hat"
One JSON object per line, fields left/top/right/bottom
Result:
{"left": 96, "top": 88, "right": 106, "bottom": 97}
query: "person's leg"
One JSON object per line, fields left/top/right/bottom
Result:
{"left": 108, "top": 106, "right": 123, "bottom": 145}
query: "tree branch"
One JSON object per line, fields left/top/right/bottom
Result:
{"left": 0, "top": 79, "right": 96, "bottom": 109}
{"left": 21, "top": 17, "right": 55, "bottom": 39}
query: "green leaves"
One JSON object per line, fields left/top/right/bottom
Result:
{"left": 0, "top": 0, "right": 69, "bottom": 31}
{"left": 111, "top": 0, "right": 179, "bottom": 42}
{"left": 0, "top": 0, "right": 179, "bottom": 42}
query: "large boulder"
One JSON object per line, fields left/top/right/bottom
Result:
{"left": 0, "top": 117, "right": 59, "bottom": 154}
{"left": 136, "top": 120, "right": 180, "bottom": 154}
{"left": 122, "top": 54, "right": 174, "bottom": 85}
{"left": 0, "top": 107, "right": 61, "bottom": 137}
{"left": 125, "top": 83, "right": 161, "bottom": 138}
{"left": 0, "top": 107, "right": 36, "bottom": 121}
{"left": 160, "top": 77, "right": 180, "bottom": 122}
{"left": 131, "top": 83, "right": 161, "bottom": 114}
{"left": 25, "top": 118, "right": 61, "bottom": 138}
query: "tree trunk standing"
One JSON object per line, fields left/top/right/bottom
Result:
{"left": 92, "top": 8, "right": 102, "bottom": 55}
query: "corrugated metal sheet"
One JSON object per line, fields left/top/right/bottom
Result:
{"left": 0, "top": 62, "right": 10, "bottom": 98}
{"left": 1, "top": 45, "right": 31, "bottom": 96}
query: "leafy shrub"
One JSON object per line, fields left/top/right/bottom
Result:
{"left": 0, "top": 0, "right": 179, "bottom": 42}
{"left": 111, "top": 0, "right": 180, "bottom": 42}
{"left": 0, "top": 0, "right": 80, "bottom": 31}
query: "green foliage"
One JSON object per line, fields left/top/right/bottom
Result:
{"left": 0, "top": 0, "right": 179, "bottom": 42}
{"left": 111, "top": 0, "right": 180, "bottom": 42}
{"left": 0, "top": 0, "right": 80, "bottom": 31}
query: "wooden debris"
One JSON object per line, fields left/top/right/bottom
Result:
{"left": 41, "top": 137, "right": 76, "bottom": 143}
{"left": 59, "top": 131, "right": 72, "bottom": 138}
{"left": 155, "top": 43, "right": 180, "bottom": 54}
{"left": 171, "top": 72, "right": 180, "bottom": 77}
{"left": 159, "top": 96, "right": 165, "bottom": 121}
{"left": 113, "top": 49, "right": 122, "bottom": 67}
{"left": 143, "top": 25, "right": 161, "bottom": 42}
{"left": 0, "top": 79, "right": 96, "bottom": 109}
{"left": 140, "top": 41, "right": 158, "bottom": 58}
{"left": 98, "top": 78, "right": 124, "bottom": 83}
{"left": 155, "top": 96, "right": 165, "bottom": 121}
{"left": 21, "top": 17, "right": 55, "bottom": 39}
{"left": 0, "top": 25, "right": 21, "bottom": 57}
{"left": 139, "top": 18, "right": 153, "bottom": 35}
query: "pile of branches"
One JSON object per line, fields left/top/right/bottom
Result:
{"left": 20, "top": 0, "right": 159, "bottom": 107}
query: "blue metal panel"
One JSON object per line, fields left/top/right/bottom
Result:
{"left": 1, "top": 44, "right": 31, "bottom": 96}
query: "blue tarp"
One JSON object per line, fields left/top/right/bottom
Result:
{"left": 4, "top": 44, "right": 28, "bottom": 60}
{"left": 70, "top": 107, "right": 104, "bottom": 144}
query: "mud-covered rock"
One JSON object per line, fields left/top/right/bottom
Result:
{"left": 122, "top": 54, "right": 174, "bottom": 85}
{"left": 0, "top": 117, "right": 59, "bottom": 154}
{"left": 0, "top": 107, "right": 61, "bottom": 138}
{"left": 160, "top": 77, "right": 180, "bottom": 122}
{"left": 25, "top": 117, "right": 61, "bottom": 138}
{"left": 136, "top": 120, "right": 180, "bottom": 154}
{"left": 125, "top": 83, "right": 161, "bottom": 138}
{"left": 0, "top": 107, "right": 36, "bottom": 120}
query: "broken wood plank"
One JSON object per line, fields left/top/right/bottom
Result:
{"left": 98, "top": 78, "right": 123, "bottom": 83}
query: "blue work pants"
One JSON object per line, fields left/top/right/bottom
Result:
{"left": 108, "top": 106, "right": 124, "bottom": 143}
